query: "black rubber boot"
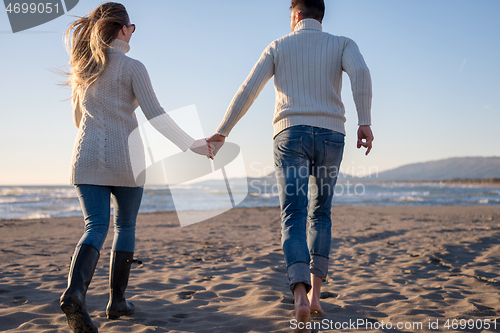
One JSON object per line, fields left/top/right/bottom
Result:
{"left": 60, "top": 244, "right": 100, "bottom": 333}
{"left": 106, "top": 250, "right": 135, "bottom": 319}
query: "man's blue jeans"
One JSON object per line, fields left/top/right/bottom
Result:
{"left": 74, "top": 184, "right": 144, "bottom": 253}
{"left": 274, "top": 125, "right": 344, "bottom": 294}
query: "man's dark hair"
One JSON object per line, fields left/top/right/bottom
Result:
{"left": 290, "top": 0, "right": 325, "bottom": 22}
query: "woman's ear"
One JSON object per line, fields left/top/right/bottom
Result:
{"left": 116, "top": 25, "right": 127, "bottom": 40}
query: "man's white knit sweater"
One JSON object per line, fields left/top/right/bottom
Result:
{"left": 216, "top": 19, "right": 372, "bottom": 138}
{"left": 70, "top": 38, "right": 195, "bottom": 187}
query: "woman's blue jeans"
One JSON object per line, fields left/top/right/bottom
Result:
{"left": 74, "top": 184, "right": 144, "bottom": 253}
{"left": 274, "top": 125, "right": 344, "bottom": 294}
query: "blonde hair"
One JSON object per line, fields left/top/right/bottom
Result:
{"left": 65, "top": 2, "right": 129, "bottom": 97}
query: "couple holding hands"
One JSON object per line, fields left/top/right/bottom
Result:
{"left": 61, "top": 1, "right": 373, "bottom": 332}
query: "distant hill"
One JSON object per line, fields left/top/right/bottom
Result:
{"left": 369, "top": 157, "right": 500, "bottom": 181}
{"left": 190, "top": 157, "right": 500, "bottom": 187}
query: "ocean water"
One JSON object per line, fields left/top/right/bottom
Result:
{"left": 0, "top": 182, "right": 499, "bottom": 220}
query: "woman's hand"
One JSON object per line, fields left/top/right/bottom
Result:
{"left": 189, "top": 139, "right": 214, "bottom": 159}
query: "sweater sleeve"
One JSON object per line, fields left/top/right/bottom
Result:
{"left": 130, "top": 60, "right": 195, "bottom": 152}
{"left": 216, "top": 44, "right": 275, "bottom": 137}
{"left": 341, "top": 38, "right": 372, "bottom": 126}
{"left": 72, "top": 90, "right": 82, "bottom": 129}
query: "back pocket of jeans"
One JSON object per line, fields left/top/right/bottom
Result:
{"left": 274, "top": 137, "right": 304, "bottom": 167}
{"left": 322, "top": 140, "right": 344, "bottom": 168}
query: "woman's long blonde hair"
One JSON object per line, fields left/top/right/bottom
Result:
{"left": 65, "top": 2, "right": 129, "bottom": 97}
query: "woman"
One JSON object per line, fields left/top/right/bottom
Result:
{"left": 60, "top": 3, "right": 211, "bottom": 332}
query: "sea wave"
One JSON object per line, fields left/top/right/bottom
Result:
{"left": 0, "top": 197, "right": 42, "bottom": 204}
{"left": 21, "top": 212, "right": 51, "bottom": 220}
{"left": 250, "top": 192, "right": 279, "bottom": 199}
{"left": 396, "top": 196, "right": 425, "bottom": 202}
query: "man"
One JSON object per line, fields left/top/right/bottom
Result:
{"left": 207, "top": 0, "right": 373, "bottom": 329}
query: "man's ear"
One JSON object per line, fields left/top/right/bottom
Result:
{"left": 296, "top": 12, "right": 302, "bottom": 22}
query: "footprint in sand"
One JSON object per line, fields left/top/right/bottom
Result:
{"left": 11, "top": 296, "right": 27, "bottom": 305}
{"left": 172, "top": 313, "right": 191, "bottom": 319}
{"left": 178, "top": 291, "right": 196, "bottom": 299}
{"left": 320, "top": 292, "right": 338, "bottom": 299}
{"left": 195, "top": 275, "right": 214, "bottom": 282}
{"left": 168, "top": 318, "right": 182, "bottom": 323}
{"left": 169, "top": 313, "right": 191, "bottom": 322}
{"left": 468, "top": 303, "right": 497, "bottom": 316}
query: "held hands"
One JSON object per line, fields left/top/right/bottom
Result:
{"left": 357, "top": 125, "right": 374, "bottom": 155}
{"left": 189, "top": 133, "right": 226, "bottom": 159}
{"left": 189, "top": 138, "right": 214, "bottom": 159}
{"left": 206, "top": 133, "right": 226, "bottom": 157}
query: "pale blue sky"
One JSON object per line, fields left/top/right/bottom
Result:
{"left": 0, "top": 0, "right": 499, "bottom": 185}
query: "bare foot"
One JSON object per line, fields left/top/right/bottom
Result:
{"left": 293, "top": 283, "right": 311, "bottom": 333}
{"left": 294, "top": 300, "right": 311, "bottom": 332}
{"left": 307, "top": 290, "right": 323, "bottom": 314}
{"left": 308, "top": 274, "right": 324, "bottom": 314}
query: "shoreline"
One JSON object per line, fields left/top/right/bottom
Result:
{"left": 3, "top": 202, "right": 500, "bottom": 222}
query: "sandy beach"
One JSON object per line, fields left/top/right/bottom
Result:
{"left": 1, "top": 205, "right": 500, "bottom": 332}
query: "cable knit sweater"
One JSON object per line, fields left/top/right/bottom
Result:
{"left": 216, "top": 19, "right": 372, "bottom": 138}
{"left": 70, "top": 38, "right": 195, "bottom": 187}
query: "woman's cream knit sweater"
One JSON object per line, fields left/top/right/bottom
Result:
{"left": 70, "top": 39, "right": 194, "bottom": 187}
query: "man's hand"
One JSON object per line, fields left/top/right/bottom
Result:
{"left": 357, "top": 125, "right": 374, "bottom": 155}
{"left": 206, "top": 133, "right": 226, "bottom": 157}
{"left": 190, "top": 138, "right": 214, "bottom": 159}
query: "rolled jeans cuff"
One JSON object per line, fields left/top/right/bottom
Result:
{"left": 310, "top": 255, "right": 329, "bottom": 279}
{"left": 287, "top": 262, "right": 311, "bottom": 294}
